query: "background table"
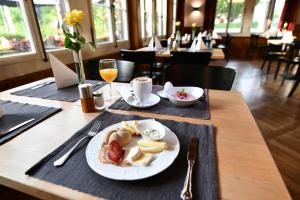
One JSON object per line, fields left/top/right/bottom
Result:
{"left": 0, "top": 78, "right": 290, "bottom": 200}
{"left": 137, "top": 47, "right": 225, "bottom": 60}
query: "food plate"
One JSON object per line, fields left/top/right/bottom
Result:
{"left": 86, "top": 121, "right": 180, "bottom": 180}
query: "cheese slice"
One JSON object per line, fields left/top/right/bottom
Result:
{"left": 131, "top": 153, "right": 153, "bottom": 166}
{"left": 140, "top": 146, "right": 163, "bottom": 153}
{"left": 137, "top": 140, "right": 168, "bottom": 150}
{"left": 125, "top": 146, "right": 142, "bottom": 162}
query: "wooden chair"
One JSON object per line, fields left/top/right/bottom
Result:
{"left": 164, "top": 64, "right": 236, "bottom": 90}
{"left": 283, "top": 66, "right": 300, "bottom": 97}
{"left": 170, "top": 51, "right": 212, "bottom": 65}
{"left": 217, "top": 33, "right": 232, "bottom": 61}
{"left": 279, "top": 40, "right": 300, "bottom": 86}
{"left": 260, "top": 43, "right": 287, "bottom": 78}
{"left": 245, "top": 34, "right": 268, "bottom": 58}
{"left": 85, "top": 60, "right": 135, "bottom": 83}
{"left": 120, "top": 49, "right": 162, "bottom": 83}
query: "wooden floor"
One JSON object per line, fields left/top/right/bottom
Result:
{"left": 0, "top": 58, "right": 300, "bottom": 199}
{"left": 229, "top": 59, "right": 300, "bottom": 200}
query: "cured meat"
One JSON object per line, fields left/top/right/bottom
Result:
{"left": 99, "top": 140, "right": 124, "bottom": 164}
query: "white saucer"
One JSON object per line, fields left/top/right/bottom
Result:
{"left": 157, "top": 90, "right": 168, "bottom": 99}
{"left": 125, "top": 93, "right": 160, "bottom": 108}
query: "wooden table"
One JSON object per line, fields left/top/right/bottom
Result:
{"left": 0, "top": 78, "right": 290, "bottom": 200}
{"left": 137, "top": 47, "right": 225, "bottom": 60}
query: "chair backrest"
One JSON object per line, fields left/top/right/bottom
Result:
{"left": 286, "top": 40, "right": 300, "bottom": 60}
{"left": 268, "top": 36, "right": 283, "bottom": 40}
{"left": 164, "top": 64, "right": 236, "bottom": 90}
{"left": 250, "top": 34, "right": 260, "bottom": 45}
{"left": 225, "top": 33, "right": 232, "bottom": 48}
{"left": 160, "top": 39, "right": 168, "bottom": 48}
{"left": 266, "top": 43, "right": 283, "bottom": 52}
{"left": 292, "top": 40, "right": 300, "bottom": 50}
{"left": 170, "top": 51, "right": 212, "bottom": 65}
{"left": 120, "top": 49, "right": 156, "bottom": 65}
{"left": 85, "top": 59, "right": 135, "bottom": 83}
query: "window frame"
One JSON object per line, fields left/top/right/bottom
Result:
{"left": 0, "top": 0, "right": 39, "bottom": 63}
{"left": 250, "top": 0, "right": 272, "bottom": 33}
{"left": 213, "top": 0, "right": 284, "bottom": 36}
{"left": 89, "top": 0, "right": 129, "bottom": 49}
{"left": 214, "top": 0, "right": 247, "bottom": 34}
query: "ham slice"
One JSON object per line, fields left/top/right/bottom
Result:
{"left": 99, "top": 140, "right": 124, "bottom": 164}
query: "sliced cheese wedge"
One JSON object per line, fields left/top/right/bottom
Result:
{"left": 125, "top": 146, "right": 142, "bottom": 162}
{"left": 131, "top": 153, "right": 153, "bottom": 166}
{"left": 137, "top": 140, "right": 168, "bottom": 150}
{"left": 140, "top": 146, "right": 163, "bottom": 153}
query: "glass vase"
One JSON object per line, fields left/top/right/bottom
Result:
{"left": 72, "top": 50, "right": 86, "bottom": 84}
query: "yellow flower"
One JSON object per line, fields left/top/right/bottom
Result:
{"left": 175, "top": 21, "right": 181, "bottom": 26}
{"left": 192, "top": 23, "right": 196, "bottom": 27}
{"left": 64, "top": 9, "right": 85, "bottom": 26}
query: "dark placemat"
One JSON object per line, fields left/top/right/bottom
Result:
{"left": 0, "top": 100, "right": 61, "bottom": 145}
{"left": 11, "top": 80, "right": 106, "bottom": 102}
{"left": 109, "top": 85, "right": 210, "bottom": 119}
{"left": 26, "top": 112, "right": 217, "bottom": 200}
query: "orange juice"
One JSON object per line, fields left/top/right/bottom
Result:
{"left": 99, "top": 68, "right": 118, "bottom": 83}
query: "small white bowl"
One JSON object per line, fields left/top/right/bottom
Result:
{"left": 136, "top": 120, "right": 165, "bottom": 141}
{"left": 166, "top": 87, "right": 203, "bottom": 107}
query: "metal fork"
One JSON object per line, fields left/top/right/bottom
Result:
{"left": 53, "top": 121, "right": 101, "bottom": 167}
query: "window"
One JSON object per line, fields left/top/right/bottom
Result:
{"left": 270, "top": 0, "right": 285, "bottom": 29}
{"left": 155, "top": 0, "right": 167, "bottom": 36}
{"left": 140, "top": 0, "right": 153, "bottom": 39}
{"left": 114, "top": 0, "right": 128, "bottom": 40}
{"left": 172, "top": 0, "right": 177, "bottom": 33}
{"left": 33, "top": 0, "right": 69, "bottom": 50}
{"left": 0, "top": 0, "right": 34, "bottom": 58}
{"left": 214, "top": 0, "right": 246, "bottom": 33}
{"left": 91, "top": 0, "right": 128, "bottom": 44}
{"left": 92, "top": 0, "right": 113, "bottom": 43}
{"left": 140, "top": 0, "right": 167, "bottom": 38}
{"left": 251, "top": 0, "right": 271, "bottom": 33}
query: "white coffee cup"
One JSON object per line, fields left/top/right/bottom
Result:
{"left": 130, "top": 77, "right": 152, "bottom": 105}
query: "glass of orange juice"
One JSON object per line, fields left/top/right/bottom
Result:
{"left": 99, "top": 59, "right": 118, "bottom": 101}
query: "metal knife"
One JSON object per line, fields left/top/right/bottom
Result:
{"left": 0, "top": 118, "right": 35, "bottom": 136}
{"left": 31, "top": 80, "right": 55, "bottom": 89}
{"left": 181, "top": 137, "right": 199, "bottom": 200}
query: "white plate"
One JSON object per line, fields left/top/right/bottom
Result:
{"left": 86, "top": 121, "right": 180, "bottom": 181}
{"left": 126, "top": 93, "right": 160, "bottom": 108}
{"left": 118, "top": 85, "right": 160, "bottom": 108}
{"left": 157, "top": 90, "right": 168, "bottom": 99}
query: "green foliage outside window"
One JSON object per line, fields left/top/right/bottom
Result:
{"left": 92, "top": 4, "right": 110, "bottom": 42}
{"left": 0, "top": 6, "right": 27, "bottom": 39}
{"left": 36, "top": 6, "right": 61, "bottom": 40}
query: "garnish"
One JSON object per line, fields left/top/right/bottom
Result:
{"left": 176, "top": 88, "right": 188, "bottom": 99}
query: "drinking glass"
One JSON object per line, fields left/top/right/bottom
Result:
{"left": 99, "top": 59, "right": 118, "bottom": 101}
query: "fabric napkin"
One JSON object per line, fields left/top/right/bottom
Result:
{"left": 49, "top": 53, "right": 79, "bottom": 89}
{"left": 0, "top": 100, "right": 61, "bottom": 145}
{"left": 148, "top": 36, "right": 162, "bottom": 50}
